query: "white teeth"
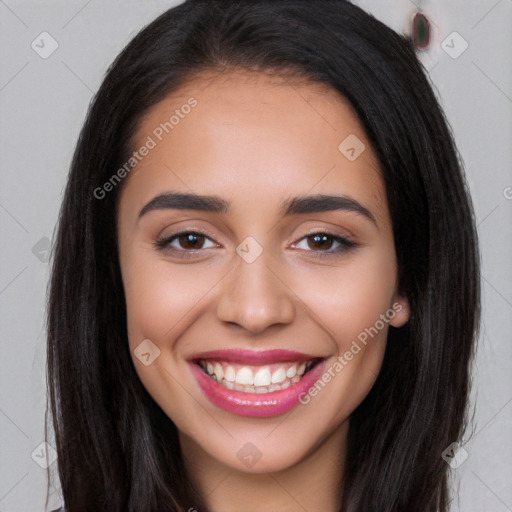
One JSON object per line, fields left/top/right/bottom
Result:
{"left": 200, "top": 358, "right": 318, "bottom": 393}
{"left": 213, "top": 362, "right": 224, "bottom": 382}
{"left": 235, "top": 366, "right": 254, "bottom": 385}
{"left": 286, "top": 365, "right": 297, "bottom": 378}
{"left": 271, "top": 367, "right": 286, "bottom": 384}
{"left": 254, "top": 367, "right": 271, "bottom": 387}
{"left": 224, "top": 365, "right": 236, "bottom": 382}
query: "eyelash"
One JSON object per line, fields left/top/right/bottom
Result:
{"left": 154, "top": 230, "right": 357, "bottom": 259}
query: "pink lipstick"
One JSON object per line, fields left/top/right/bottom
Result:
{"left": 189, "top": 349, "right": 327, "bottom": 417}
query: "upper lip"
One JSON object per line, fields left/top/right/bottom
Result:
{"left": 190, "top": 349, "right": 323, "bottom": 365}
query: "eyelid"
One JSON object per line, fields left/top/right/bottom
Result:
{"left": 156, "top": 224, "right": 219, "bottom": 242}
{"left": 290, "top": 232, "right": 357, "bottom": 258}
{"left": 154, "top": 228, "right": 219, "bottom": 251}
{"left": 299, "top": 226, "right": 355, "bottom": 243}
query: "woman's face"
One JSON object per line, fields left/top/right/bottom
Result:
{"left": 117, "top": 69, "right": 409, "bottom": 474}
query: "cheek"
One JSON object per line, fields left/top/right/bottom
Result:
{"left": 291, "top": 248, "right": 397, "bottom": 425}
{"left": 123, "top": 254, "right": 214, "bottom": 351}
{"left": 121, "top": 254, "right": 214, "bottom": 426}
{"left": 289, "top": 244, "right": 397, "bottom": 352}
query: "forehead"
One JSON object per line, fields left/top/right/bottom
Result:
{"left": 119, "top": 68, "right": 387, "bottom": 226}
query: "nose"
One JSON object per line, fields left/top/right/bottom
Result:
{"left": 216, "top": 250, "right": 296, "bottom": 334}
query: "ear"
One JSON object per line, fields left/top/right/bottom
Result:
{"left": 388, "top": 291, "right": 410, "bottom": 328}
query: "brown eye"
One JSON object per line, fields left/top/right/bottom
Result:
{"left": 155, "top": 231, "right": 216, "bottom": 254}
{"left": 307, "top": 233, "right": 335, "bottom": 251}
{"left": 293, "top": 232, "right": 357, "bottom": 258}
{"left": 176, "top": 233, "right": 206, "bottom": 250}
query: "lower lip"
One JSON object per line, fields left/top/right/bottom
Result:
{"left": 190, "top": 359, "right": 328, "bottom": 417}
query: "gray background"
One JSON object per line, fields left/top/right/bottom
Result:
{"left": 0, "top": 1, "right": 510, "bottom": 510}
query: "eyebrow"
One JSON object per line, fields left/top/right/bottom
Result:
{"left": 138, "top": 192, "right": 377, "bottom": 225}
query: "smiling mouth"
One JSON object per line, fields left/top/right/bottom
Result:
{"left": 196, "top": 358, "right": 322, "bottom": 394}
{"left": 189, "top": 349, "right": 329, "bottom": 417}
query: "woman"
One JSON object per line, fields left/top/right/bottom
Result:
{"left": 46, "top": 0, "right": 480, "bottom": 510}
